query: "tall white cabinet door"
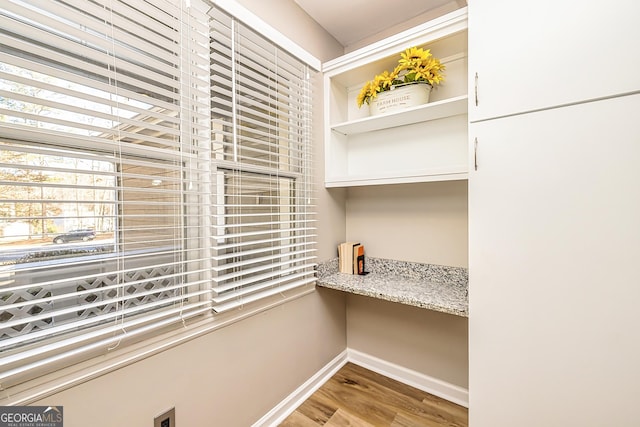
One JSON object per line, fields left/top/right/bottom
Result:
{"left": 469, "top": 94, "right": 640, "bottom": 427}
{"left": 468, "top": 0, "right": 640, "bottom": 122}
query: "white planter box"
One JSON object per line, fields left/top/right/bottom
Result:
{"left": 369, "top": 83, "right": 432, "bottom": 116}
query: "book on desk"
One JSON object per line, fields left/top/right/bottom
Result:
{"left": 338, "top": 241, "right": 366, "bottom": 275}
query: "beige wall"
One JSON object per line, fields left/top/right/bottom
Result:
{"left": 344, "top": 181, "right": 469, "bottom": 390}
{"left": 36, "top": 289, "right": 345, "bottom": 427}
{"left": 314, "top": 71, "right": 347, "bottom": 262}
{"left": 346, "top": 180, "right": 468, "bottom": 268}
{"left": 235, "top": 0, "right": 342, "bottom": 63}
{"left": 347, "top": 294, "right": 468, "bottom": 388}
{"left": 34, "top": 2, "right": 348, "bottom": 426}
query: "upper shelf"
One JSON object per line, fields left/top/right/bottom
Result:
{"left": 322, "top": 8, "right": 468, "bottom": 188}
{"left": 331, "top": 95, "right": 468, "bottom": 136}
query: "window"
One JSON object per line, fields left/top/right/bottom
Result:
{"left": 0, "top": 0, "right": 211, "bottom": 390}
{"left": 0, "top": 141, "right": 116, "bottom": 255}
{"left": 0, "top": 0, "right": 317, "bottom": 397}
{"left": 208, "top": 5, "right": 317, "bottom": 313}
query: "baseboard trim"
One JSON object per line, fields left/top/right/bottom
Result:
{"left": 254, "top": 347, "right": 469, "bottom": 426}
{"left": 347, "top": 348, "right": 469, "bottom": 408}
{"left": 252, "top": 350, "right": 349, "bottom": 427}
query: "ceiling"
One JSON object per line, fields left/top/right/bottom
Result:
{"left": 294, "top": 0, "right": 465, "bottom": 48}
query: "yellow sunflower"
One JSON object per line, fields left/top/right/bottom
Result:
{"left": 356, "top": 46, "right": 445, "bottom": 108}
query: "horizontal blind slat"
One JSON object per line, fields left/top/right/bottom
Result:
{"left": 211, "top": 256, "right": 315, "bottom": 286}
{"left": 211, "top": 248, "right": 316, "bottom": 272}
{"left": 212, "top": 277, "right": 315, "bottom": 313}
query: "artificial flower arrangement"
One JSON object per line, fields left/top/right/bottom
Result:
{"left": 356, "top": 46, "right": 445, "bottom": 108}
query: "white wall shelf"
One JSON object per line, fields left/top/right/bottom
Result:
{"left": 323, "top": 8, "right": 468, "bottom": 188}
{"left": 331, "top": 95, "right": 468, "bottom": 136}
{"left": 325, "top": 168, "right": 467, "bottom": 188}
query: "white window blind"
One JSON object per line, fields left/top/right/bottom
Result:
{"left": 0, "top": 0, "right": 211, "bottom": 389}
{"left": 209, "top": 5, "right": 317, "bottom": 313}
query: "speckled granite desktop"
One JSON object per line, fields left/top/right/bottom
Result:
{"left": 316, "top": 257, "right": 468, "bottom": 317}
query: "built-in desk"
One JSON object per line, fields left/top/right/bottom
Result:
{"left": 316, "top": 257, "right": 468, "bottom": 317}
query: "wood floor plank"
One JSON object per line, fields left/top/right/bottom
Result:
{"left": 279, "top": 362, "right": 468, "bottom": 427}
{"left": 391, "top": 412, "right": 461, "bottom": 427}
{"left": 334, "top": 363, "right": 465, "bottom": 425}
{"left": 343, "top": 363, "right": 428, "bottom": 402}
{"left": 313, "top": 373, "right": 397, "bottom": 425}
{"left": 293, "top": 391, "right": 338, "bottom": 424}
{"left": 324, "top": 408, "right": 375, "bottom": 427}
{"left": 279, "top": 411, "right": 321, "bottom": 427}
{"left": 421, "top": 394, "right": 468, "bottom": 426}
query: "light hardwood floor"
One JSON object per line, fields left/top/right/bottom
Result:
{"left": 279, "top": 362, "right": 468, "bottom": 426}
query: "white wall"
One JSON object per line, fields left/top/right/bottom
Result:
{"left": 34, "top": 2, "right": 347, "bottom": 426}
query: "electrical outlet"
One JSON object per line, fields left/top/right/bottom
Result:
{"left": 154, "top": 408, "right": 175, "bottom": 427}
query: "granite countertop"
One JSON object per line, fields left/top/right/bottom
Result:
{"left": 316, "top": 257, "right": 468, "bottom": 317}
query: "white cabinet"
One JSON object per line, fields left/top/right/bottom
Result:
{"left": 469, "top": 94, "right": 640, "bottom": 426}
{"left": 323, "top": 8, "right": 468, "bottom": 187}
{"left": 468, "top": 0, "right": 640, "bottom": 122}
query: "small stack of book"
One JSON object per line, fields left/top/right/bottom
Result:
{"left": 338, "top": 242, "right": 366, "bottom": 275}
